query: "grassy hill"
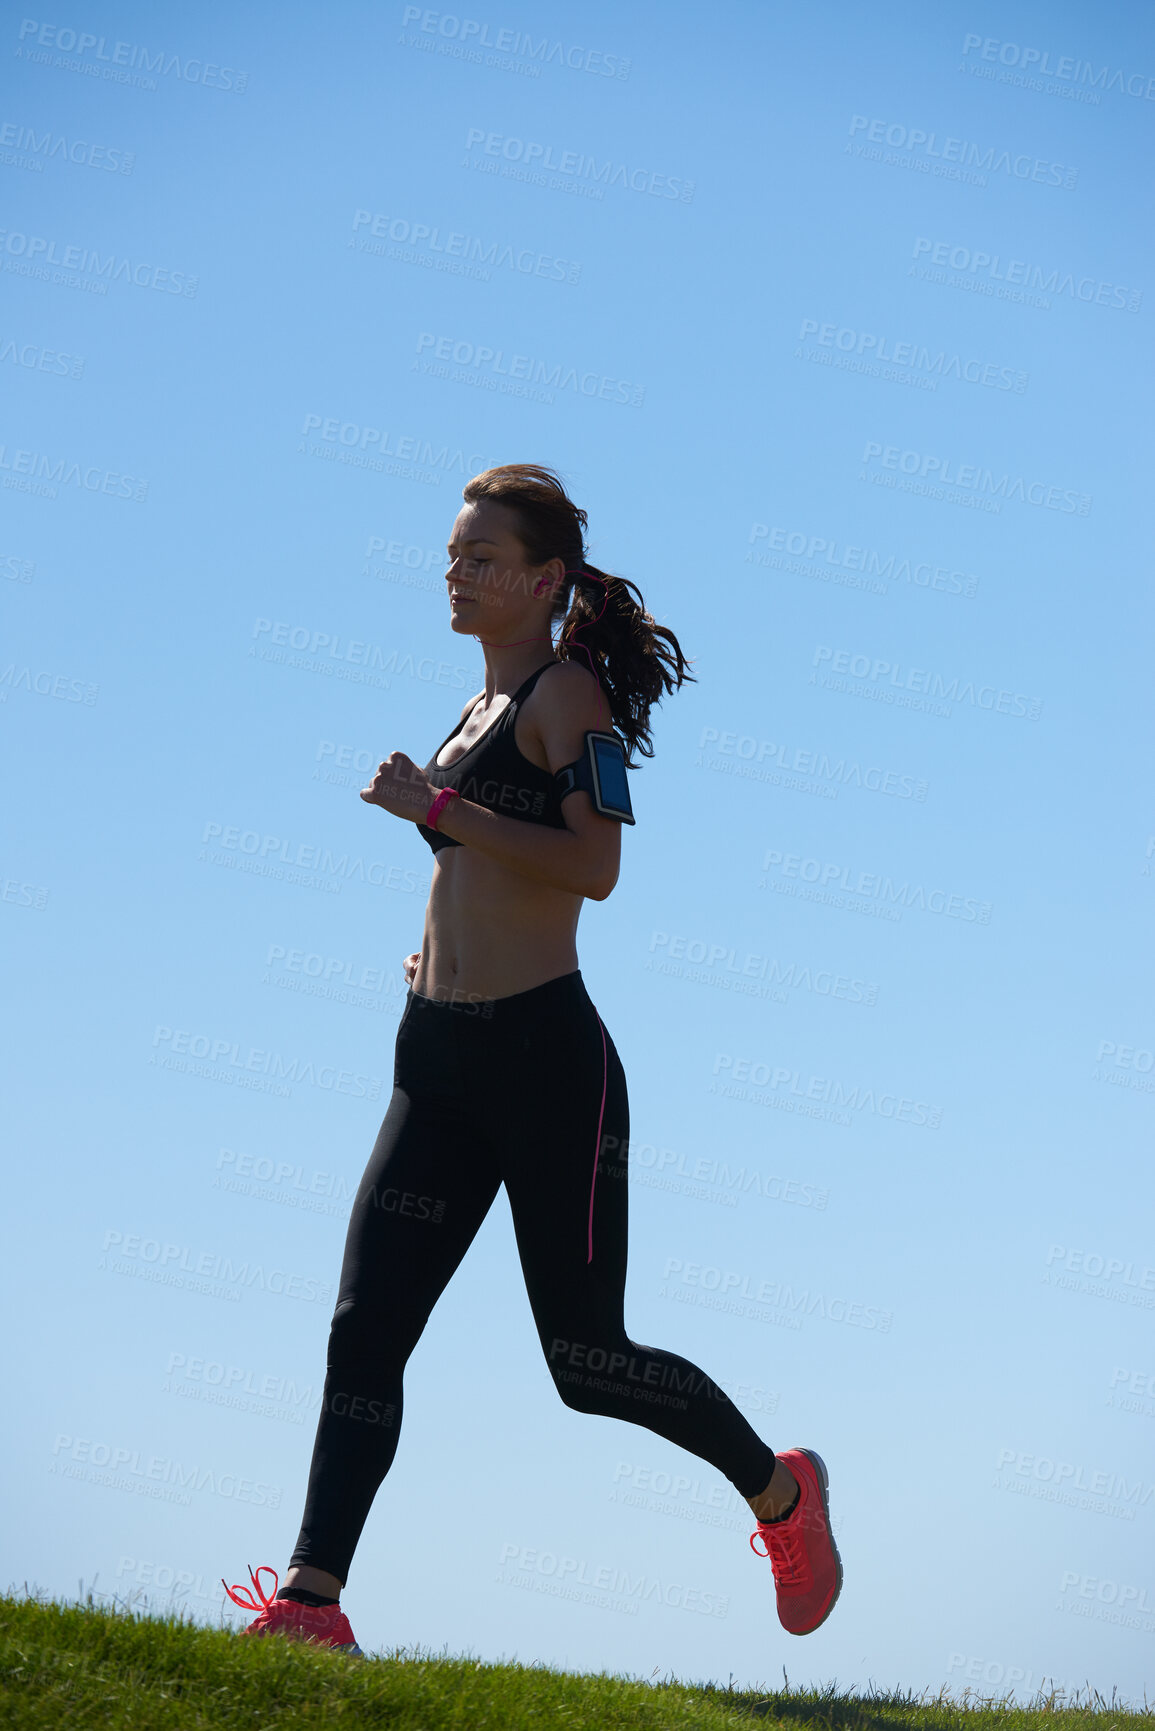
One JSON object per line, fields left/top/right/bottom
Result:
{"left": 1, "top": 1588, "right": 1150, "bottom": 1730}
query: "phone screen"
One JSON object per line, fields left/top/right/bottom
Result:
{"left": 592, "top": 736, "right": 633, "bottom": 819}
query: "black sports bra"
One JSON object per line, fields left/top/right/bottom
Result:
{"left": 415, "top": 661, "right": 569, "bottom": 856}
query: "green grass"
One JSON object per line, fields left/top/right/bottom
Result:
{"left": 1, "top": 1587, "right": 1150, "bottom": 1731}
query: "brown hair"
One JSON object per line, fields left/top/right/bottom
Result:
{"left": 461, "top": 463, "right": 695, "bottom": 764}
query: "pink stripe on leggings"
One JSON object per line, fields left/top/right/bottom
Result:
{"left": 587, "top": 1015, "right": 608, "bottom": 1263}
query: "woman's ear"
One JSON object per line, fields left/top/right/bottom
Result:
{"left": 533, "top": 565, "right": 566, "bottom": 601}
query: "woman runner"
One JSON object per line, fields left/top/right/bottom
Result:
{"left": 222, "top": 465, "right": 841, "bottom": 1655}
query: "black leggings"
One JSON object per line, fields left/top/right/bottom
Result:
{"left": 288, "top": 969, "right": 776, "bottom": 1582}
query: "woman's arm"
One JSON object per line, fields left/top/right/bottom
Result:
{"left": 431, "top": 665, "right": 622, "bottom": 901}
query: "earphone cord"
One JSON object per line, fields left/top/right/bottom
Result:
{"left": 473, "top": 565, "right": 609, "bottom": 733}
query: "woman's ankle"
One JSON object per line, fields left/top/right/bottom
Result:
{"left": 747, "top": 1461, "right": 800, "bottom": 1523}
{"left": 276, "top": 1585, "right": 339, "bottom": 1607}
{"left": 282, "top": 1564, "right": 343, "bottom": 1600}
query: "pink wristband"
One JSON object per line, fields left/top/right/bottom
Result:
{"left": 426, "top": 787, "right": 459, "bottom": 832}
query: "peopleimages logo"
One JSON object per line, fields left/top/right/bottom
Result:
{"left": 0, "top": 119, "right": 135, "bottom": 173}
{"left": 861, "top": 440, "right": 1091, "bottom": 514}
{"left": 797, "top": 317, "right": 1027, "bottom": 392}
{"left": 99, "top": 1229, "right": 331, "bottom": 1306}
{"left": 352, "top": 208, "right": 581, "bottom": 284}
{"left": 960, "top": 34, "right": 1155, "bottom": 101}
{"left": 695, "top": 726, "right": 928, "bottom": 802}
{"left": 1045, "top": 1245, "right": 1155, "bottom": 1291}
{"left": 1058, "top": 1571, "right": 1155, "bottom": 1611}
{"left": 251, "top": 616, "right": 478, "bottom": 688}
{"left": 115, "top": 1557, "right": 221, "bottom": 1609}
{"left": 847, "top": 114, "right": 1077, "bottom": 188}
{"left": 298, "top": 413, "right": 484, "bottom": 478}
{"left": 15, "top": 19, "right": 248, "bottom": 91}
{"left": 994, "top": 1446, "right": 1154, "bottom": 1513}
{"left": 811, "top": 644, "right": 1043, "bottom": 720}
{"left": 263, "top": 943, "right": 395, "bottom": 998}
{"left": 150, "top": 1023, "right": 384, "bottom": 1099}
{"left": 1092, "top": 1038, "right": 1155, "bottom": 1095}
{"left": 661, "top": 1258, "right": 894, "bottom": 1332}
{"left": 0, "top": 442, "right": 147, "bottom": 501}
{"left": 50, "top": 1433, "right": 279, "bottom": 1506}
{"left": 0, "top": 226, "right": 197, "bottom": 295}
{"left": 711, "top": 1052, "right": 943, "bottom": 1128}
{"left": 760, "top": 847, "right": 992, "bottom": 923}
{"left": 164, "top": 1350, "right": 318, "bottom": 1417}
{"left": 414, "top": 330, "right": 643, "bottom": 407}
{"left": 647, "top": 929, "right": 878, "bottom": 1005}
{"left": 0, "top": 662, "right": 98, "bottom": 703}
{"left": 497, "top": 1543, "right": 727, "bottom": 1617}
{"left": 463, "top": 127, "right": 694, "bottom": 201}
{"left": 1, "top": 336, "right": 86, "bottom": 377}
{"left": 911, "top": 238, "right": 1141, "bottom": 313}
{"left": 1, "top": 552, "right": 35, "bottom": 582}
{"left": 400, "top": 8, "right": 631, "bottom": 78}
{"left": 1, "top": 874, "right": 49, "bottom": 909}
{"left": 199, "top": 819, "right": 425, "bottom": 895}
{"left": 946, "top": 1653, "right": 1083, "bottom": 1699}
{"left": 747, "top": 524, "right": 978, "bottom": 598}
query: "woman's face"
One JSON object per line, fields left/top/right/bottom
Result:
{"left": 445, "top": 500, "right": 565, "bottom": 634}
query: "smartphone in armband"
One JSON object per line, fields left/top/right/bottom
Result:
{"left": 554, "top": 731, "right": 636, "bottom": 824}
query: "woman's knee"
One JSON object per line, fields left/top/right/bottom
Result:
{"left": 326, "top": 1298, "right": 412, "bottom": 1374}
{"left": 326, "top": 1299, "right": 367, "bottom": 1367}
{"left": 542, "top": 1331, "right": 634, "bottom": 1414}
{"left": 550, "top": 1364, "right": 607, "bottom": 1414}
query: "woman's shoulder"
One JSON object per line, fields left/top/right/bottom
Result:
{"left": 529, "top": 657, "right": 601, "bottom": 707}
{"left": 536, "top": 657, "right": 599, "bottom": 694}
{"left": 523, "top": 657, "right": 607, "bottom": 736}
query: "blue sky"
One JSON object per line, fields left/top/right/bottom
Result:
{"left": 4, "top": 0, "right": 1154, "bottom": 1700}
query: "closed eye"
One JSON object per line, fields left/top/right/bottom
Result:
{"left": 446, "top": 557, "right": 494, "bottom": 575}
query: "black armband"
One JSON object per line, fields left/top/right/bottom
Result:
{"left": 554, "top": 731, "right": 635, "bottom": 824}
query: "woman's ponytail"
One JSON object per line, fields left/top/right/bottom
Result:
{"left": 461, "top": 464, "right": 696, "bottom": 764}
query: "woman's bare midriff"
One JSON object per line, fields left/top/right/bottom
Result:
{"left": 410, "top": 685, "right": 585, "bottom": 1004}
{"left": 412, "top": 850, "right": 582, "bottom": 1003}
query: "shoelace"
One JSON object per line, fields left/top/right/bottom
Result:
{"left": 221, "top": 1564, "right": 280, "bottom": 1613}
{"left": 749, "top": 1519, "right": 809, "bottom": 1589}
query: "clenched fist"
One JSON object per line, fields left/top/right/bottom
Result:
{"left": 360, "top": 752, "right": 435, "bottom": 823}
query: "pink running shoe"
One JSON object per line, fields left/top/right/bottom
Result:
{"left": 749, "top": 1447, "right": 842, "bottom": 1635}
{"left": 222, "top": 1565, "right": 363, "bottom": 1657}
